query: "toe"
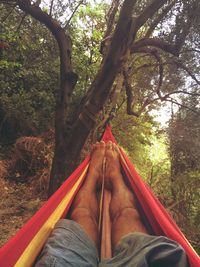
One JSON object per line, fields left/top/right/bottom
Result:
{"left": 106, "top": 141, "right": 113, "bottom": 150}
{"left": 99, "top": 140, "right": 105, "bottom": 149}
{"left": 91, "top": 142, "right": 99, "bottom": 152}
{"left": 95, "top": 141, "right": 100, "bottom": 148}
{"left": 114, "top": 143, "right": 119, "bottom": 152}
{"left": 91, "top": 144, "right": 95, "bottom": 152}
{"left": 112, "top": 142, "right": 115, "bottom": 151}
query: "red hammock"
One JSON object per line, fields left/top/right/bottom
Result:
{"left": 0, "top": 125, "right": 199, "bottom": 267}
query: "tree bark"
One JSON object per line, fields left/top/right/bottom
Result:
{"left": 16, "top": 1, "right": 78, "bottom": 196}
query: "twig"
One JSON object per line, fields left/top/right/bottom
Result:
{"left": 49, "top": 0, "right": 54, "bottom": 16}
{"left": 1, "top": 4, "right": 17, "bottom": 22}
{"left": 17, "top": 13, "right": 27, "bottom": 31}
{"left": 174, "top": 60, "right": 200, "bottom": 85}
{"left": 64, "top": 0, "right": 84, "bottom": 30}
{"left": 167, "top": 198, "right": 185, "bottom": 210}
{"left": 181, "top": 48, "right": 200, "bottom": 54}
{"left": 166, "top": 97, "right": 200, "bottom": 114}
{"left": 163, "top": 90, "right": 200, "bottom": 98}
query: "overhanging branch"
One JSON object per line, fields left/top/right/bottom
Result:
{"left": 100, "top": 0, "right": 120, "bottom": 56}
{"left": 131, "top": 38, "right": 179, "bottom": 56}
{"left": 174, "top": 61, "right": 200, "bottom": 86}
{"left": 145, "top": 0, "right": 176, "bottom": 38}
{"left": 16, "top": 0, "right": 74, "bottom": 78}
{"left": 132, "top": 58, "right": 200, "bottom": 88}
{"left": 166, "top": 98, "right": 200, "bottom": 115}
{"left": 134, "top": 0, "right": 168, "bottom": 31}
{"left": 143, "top": 48, "right": 164, "bottom": 99}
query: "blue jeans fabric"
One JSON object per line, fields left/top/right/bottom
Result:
{"left": 35, "top": 219, "right": 189, "bottom": 267}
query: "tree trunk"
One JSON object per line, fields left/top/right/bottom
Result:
{"left": 49, "top": 0, "right": 171, "bottom": 196}
{"left": 16, "top": 1, "right": 79, "bottom": 196}
{"left": 49, "top": 0, "right": 137, "bottom": 196}
{"left": 48, "top": 119, "right": 89, "bottom": 196}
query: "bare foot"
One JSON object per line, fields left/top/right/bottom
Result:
{"left": 105, "top": 141, "right": 123, "bottom": 190}
{"left": 85, "top": 141, "right": 106, "bottom": 189}
{"left": 69, "top": 141, "right": 106, "bottom": 226}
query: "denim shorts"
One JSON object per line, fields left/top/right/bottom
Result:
{"left": 35, "top": 219, "right": 189, "bottom": 267}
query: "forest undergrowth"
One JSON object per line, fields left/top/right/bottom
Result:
{"left": 0, "top": 131, "right": 54, "bottom": 246}
{"left": 0, "top": 129, "right": 93, "bottom": 247}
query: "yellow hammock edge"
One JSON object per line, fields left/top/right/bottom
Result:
{"left": 15, "top": 164, "right": 89, "bottom": 267}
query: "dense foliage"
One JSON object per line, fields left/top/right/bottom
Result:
{"left": 168, "top": 96, "right": 200, "bottom": 250}
{"left": 0, "top": 0, "right": 200, "bottom": 252}
{"left": 0, "top": 6, "right": 57, "bottom": 143}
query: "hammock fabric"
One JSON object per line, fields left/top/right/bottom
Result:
{"left": 0, "top": 125, "right": 199, "bottom": 267}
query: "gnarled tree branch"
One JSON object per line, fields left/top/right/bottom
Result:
{"left": 131, "top": 37, "right": 179, "bottom": 56}
{"left": 136, "top": 47, "right": 164, "bottom": 99}
{"left": 134, "top": 0, "right": 168, "bottom": 31}
{"left": 17, "top": 0, "right": 77, "bottom": 122}
{"left": 145, "top": 0, "right": 176, "bottom": 38}
{"left": 100, "top": 0, "right": 120, "bottom": 56}
{"left": 123, "top": 70, "right": 138, "bottom": 116}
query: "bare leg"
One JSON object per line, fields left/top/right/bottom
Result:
{"left": 105, "top": 141, "right": 149, "bottom": 249}
{"left": 70, "top": 141, "right": 106, "bottom": 249}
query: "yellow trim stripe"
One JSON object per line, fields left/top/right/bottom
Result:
{"left": 15, "top": 164, "right": 89, "bottom": 267}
